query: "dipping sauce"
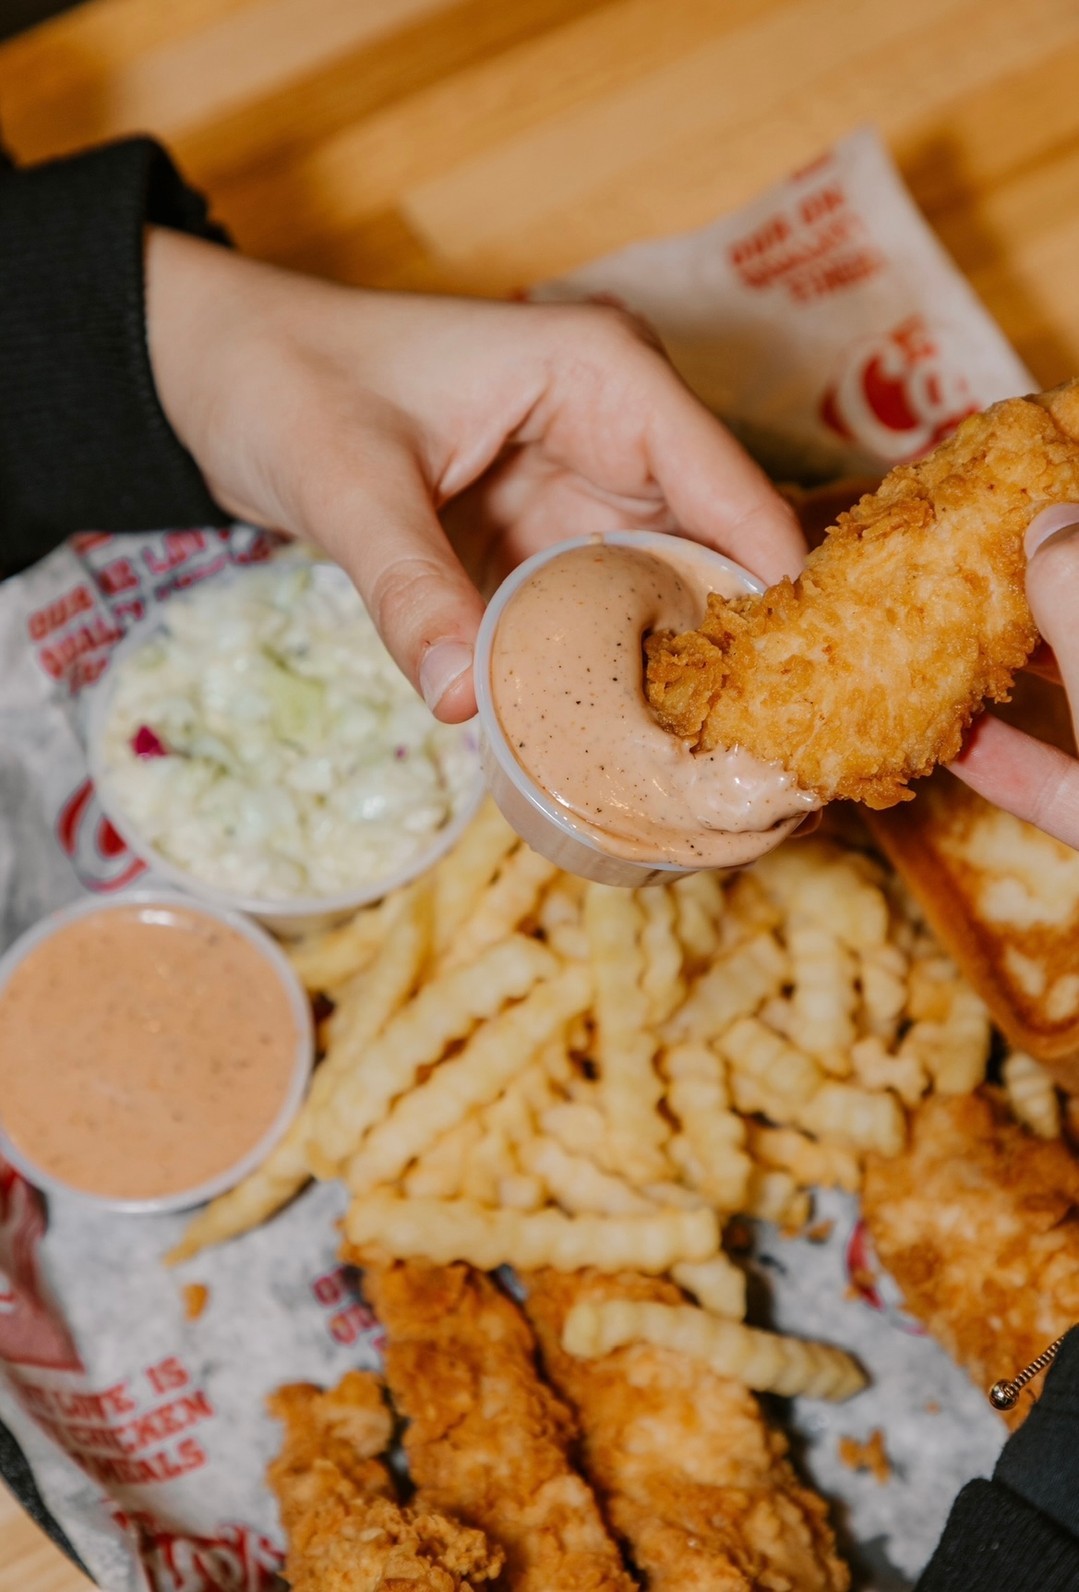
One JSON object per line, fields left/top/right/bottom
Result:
{"left": 489, "top": 539, "right": 816, "bottom": 867}
{"left": 0, "top": 900, "right": 306, "bottom": 1204}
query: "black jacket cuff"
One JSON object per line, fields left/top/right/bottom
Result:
{"left": 0, "top": 136, "right": 231, "bottom": 575}
{"left": 916, "top": 1479, "right": 1079, "bottom": 1592}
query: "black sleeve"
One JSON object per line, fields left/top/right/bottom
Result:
{"left": 0, "top": 136, "right": 232, "bottom": 576}
{"left": 916, "top": 1329, "right": 1079, "bottom": 1592}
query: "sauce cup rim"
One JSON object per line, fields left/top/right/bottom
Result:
{"left": 0, "top": 889, "right": 315, "bottom": 1214}
{"left": 472, "top": 530, "right": 766, "bottom": 883}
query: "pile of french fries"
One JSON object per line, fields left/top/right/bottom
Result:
{"left": 169, "top": 802, "right": 1062, "bottom": 1400}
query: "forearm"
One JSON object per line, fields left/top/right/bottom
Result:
{"left": 0, "top": 138, "right": 230, "bottom": 576}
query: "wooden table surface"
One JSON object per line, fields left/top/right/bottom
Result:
{"left": 2, "top": 0, "right": 1079, "bottom": 1585}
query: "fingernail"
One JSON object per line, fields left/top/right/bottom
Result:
{"left": 1026, "top": 504, "right": 1079, "bottom": 559}
{"left": 419, "top": 640, "right": 473, "bottom": 711}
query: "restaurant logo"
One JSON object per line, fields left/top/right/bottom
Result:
{"left": 56, "top": 779, "right": 146, "bottom": 892}
{"left": 113, "top": 1510, "right": 283, "bottom": 1592}
{"left": 820, "top": 316, "right": 978, "bottom": 463}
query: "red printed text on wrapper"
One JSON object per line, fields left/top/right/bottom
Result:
{"left": 112, "top": 1510, "right": 283, "bottom": 1592}
{"left": 820, "top": 317, "right": 979, "bottom": 463}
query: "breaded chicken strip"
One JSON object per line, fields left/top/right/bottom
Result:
{"left": 355, "top": 1253, "right": 636, "bottom": 1592}
{"left": 863, "top": 1091, "right": 1079, "bottom": 1427}
{"left": 646, "top": 382, "right": 1079, "bottom": 809}
{"left": 267, "top": 1370, "right": 501, "bottom": 1591}
{"left": 523, "top": 1269, "right": 849, "bottom": 1592}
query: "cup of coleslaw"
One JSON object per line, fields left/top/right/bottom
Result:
{"left": 87, "top": 559, "right": 484, "bottom": 936}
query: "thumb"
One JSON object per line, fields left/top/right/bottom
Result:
{"left": 306, "top": 447, "right": 485, "bottom": 723}
{"left": 1026, "top": 505, "right": 1079, "bottom": 739}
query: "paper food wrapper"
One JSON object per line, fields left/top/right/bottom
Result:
{"left": 534, "top": 125, "right": 1032, "bottom": 483}
{"left": 0, "top": 127, "right": 1032, "bottom": 1592}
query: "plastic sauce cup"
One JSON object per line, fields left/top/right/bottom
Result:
{"left": 473, "top": 531, "right": 766, "bottom": 887}
{"left": 0, "top": 891, "right": 314, "bottom": 1213}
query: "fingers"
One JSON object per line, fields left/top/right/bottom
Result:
{"left": 298, "top": 435, "right": 484, "bottom": 723}
{"left": 524, "top": 306, "right": 807, "bottom": 587}
{"left": 950, "top": 506, "right": 1079, "bottom": 848}
{"left": 645, "top": 369, "right": 807, "bottom": 586}
{"left": 950, "top": 715, "right": 1079, "bottom": 849}
{"left": 1025, "top": 506, "right": 1079, "bottom": 739}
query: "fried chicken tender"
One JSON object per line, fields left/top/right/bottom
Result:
{"left": 267, "top": 1370, "right": 502, "bottom": 1591}
{"left": 355, "top": 1253, "right": 635, "bottom": 1592}
{"left": 863, "top": 1091, "right": 1079, "bottom": 1426}
{"left": 523, "top": 1269, "right": 850, "bottom": 1592}
{"left": 646, "top": 382, "right": 1079, "bottom": 809}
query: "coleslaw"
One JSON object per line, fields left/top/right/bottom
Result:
{"left": 98, "top": 561, "right": 480, "bottom": 902}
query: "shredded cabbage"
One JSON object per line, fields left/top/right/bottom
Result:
{"left": 100, "top": 562, "right": 479, "bottom": 901}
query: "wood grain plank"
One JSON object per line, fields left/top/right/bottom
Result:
{"left": 174, "top": 0, "right": 622, "bottom": 186}
{"left": 205, "top": 0, "right": 786, "bottom": 263}
{"left": 0, "top": 0, "right": 455, "bottom": 158}
{"left": 0, "top": 1486, "right": 92, "bottom": 1592}
{"left": 403, "top": 0, "right": 1077, "bottom": 275}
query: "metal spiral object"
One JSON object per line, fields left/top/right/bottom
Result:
{"left": 989, "top": 1334, "right": 1067, "bottom": 1410}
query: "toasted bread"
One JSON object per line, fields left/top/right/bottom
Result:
{"left": 867, "top": 672, "right": 1079, "bottom": 1088}
{"left": 784, "top": 484, "right": 1079, "bottom": 1089}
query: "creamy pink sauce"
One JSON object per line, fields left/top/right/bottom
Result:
{"left": 0, "top": 904, "right": 300, "bottom": 1201}
{"left": 490, "top": 539, "right": 816, "bottom": 867}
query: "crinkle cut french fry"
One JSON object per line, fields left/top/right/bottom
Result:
{"left": 900, "top": 985, "right": 990, "bottom": 1095}
{"left": 758, "top": 994, "right": 851, "bottom": 1078}
{"left": 539, "top": 1099, "right": 622, "bottom": 1173}
{"left": 319, "top": 884, "right": 433, "bottom": 1089}
{"left": 168, "top": 887, "right": 430, "bottom": 1262}
{"left": 519, "top": 1137, "right": 656, "bottom": 1217}
{"left": 561, "top": 1300, "right": 866, "bottom": 1400}
{"left": 459, "top": 1123, "right": 514, "bottom": 1208}
{"left": 165, "top": 1121, "right": 310, "bottom": 1265}
{"left": 746, "top": 1123, "right": 861, "bottom": 1194}
{"left": 432, "top": 799, "right": 517, "bottom": 956}
{"left": 670, "top": 1255, "right": 747, "bottom": 1320}
{"left": 907, "top": 953, "right": 958, "bottom": 1022}
{"left": 1003, "top": 1051, "right": 1062, "bottom": 1138}
{"left": 755, "top": 842, "right": 889, "bottom": 949}
{"left": 850, "top": 1035, "right": 926, "bottom": 1110}
{"left": 480, "top": 1059, "right": 554, "bottom": 1149}
{"left": 670, "top": 872, "right": 724, "bottom": 963}
{"left": 797, "top": 1082, "right": 906, "bottom": 1157}
{"left": 439, "top": 845, "right": 559, "bottom": 972}
{"left": 663, "top": 1042, "right": 751, "bottom": 1210}
{"left": 585, "top": 885, "right": 668, "bottom": 1181}
{"left": 636, "top": 886, "right": 685, "bottom": 1024}
{"left": 310, "top": 934, "right": 558, "bottom": 1173}
{"left": 723, "top": 870, "right": 783, "bottom": 936}
{"left": 721, "top": 1016, "right": 824, "bottom": 1115}
{"left": 547, "top": 922, "right": 591, "bottom": 962}
{"left": 743, "top": 1166, "right": 812, "bottom": 1229}
{"left": 403, "top": 1116, "right": 484, "bottom": 1200}
{"left": 346, "top": 964, "right": 591, "bottom": 1195}
{"left": 787, "top": 918, "right": 857, "bottom": 1059}
{"left": 537, "top": 872, "right": 588, "bottom": 929}
{"left": 344, "top": 1193, "right": 718, "bottom": 1273}
{"left": 286, "top": 894, "right": 388, "bottom": 993}
{"left": 665, "top": 931, "right": 786, "bottom": 1043}
{"left": 858, "top": 941, "right": 909, "bottom": 1042}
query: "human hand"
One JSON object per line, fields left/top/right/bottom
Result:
{"left": 951, "top": 506, "right": 1079, "bottom": 847}
{"left": 145, "top": 228, "right": 803, "bottom": 721}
